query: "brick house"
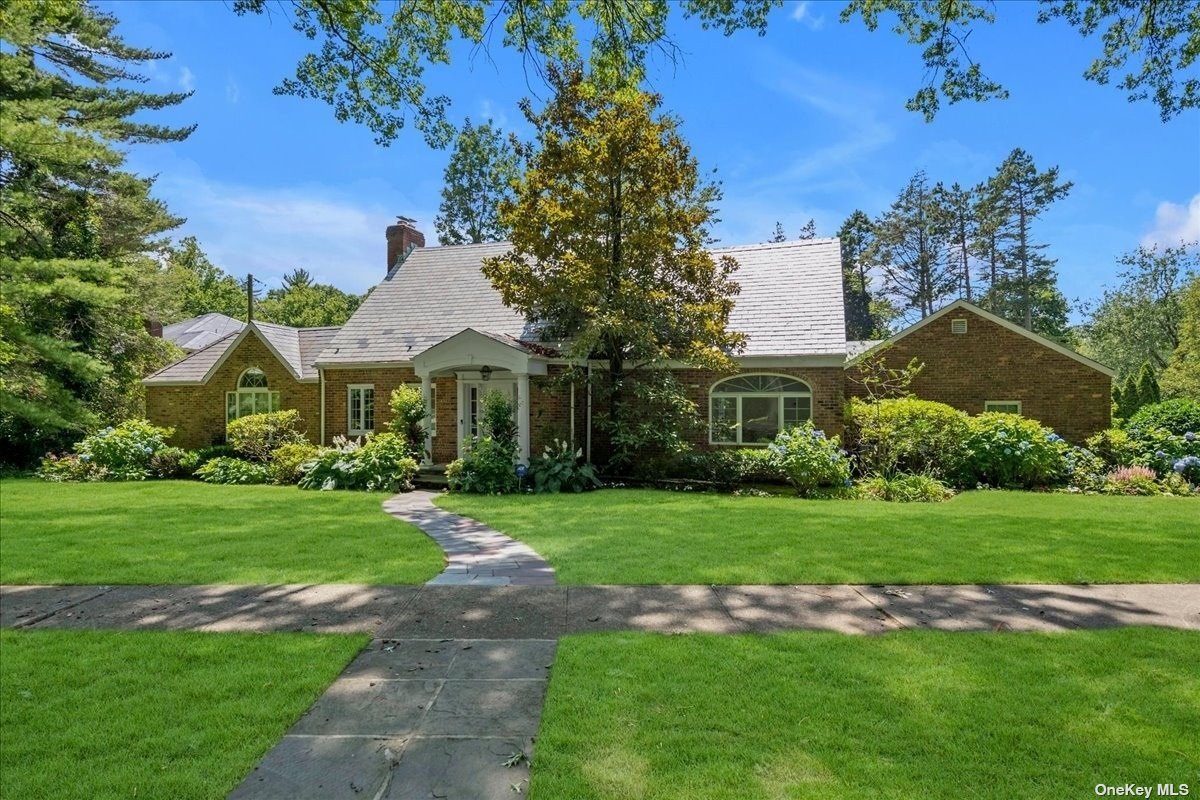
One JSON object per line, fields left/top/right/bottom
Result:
{"left": 144, "top": 220, "right": 1113, "bottom": 457}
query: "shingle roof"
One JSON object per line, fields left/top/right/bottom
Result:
{"left": 319, "top": 238, "right": 847, "bottom": 364}
{"left": 143, "top": 322, "right": 340, "bottom": 384}
{"left": 318, "top": 242, "right": 530, "bottom": 365}
{"left": 161, "top": 312, "right": 245, "bottom": 352}
{"left": 715, "top": 239, "right": 846, "bottom": 357}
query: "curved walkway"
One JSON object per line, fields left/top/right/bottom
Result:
{"left": 382, "top": 490, "right": 556, "bottom": 586}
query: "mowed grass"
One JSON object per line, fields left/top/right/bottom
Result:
{"left": 439, "top": 489, "right": 1199, "bottom": 584}
{"left": 0, "top": 479, "right": 443, "bottom": 584}
{"left": 0, "top": 629, "right": 367, "bottom": 800}
{"left": 533, "top": 629, "right": 1200, "bottom": 800}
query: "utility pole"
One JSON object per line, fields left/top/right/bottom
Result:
{"left": 246, "top": 273, "right": 254, "bottom": 323}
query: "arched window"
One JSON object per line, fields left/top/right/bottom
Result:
{"left": 226, "top": 367, "right": 279, "bottom": 422}
{"left": 709, "top": 374, "right": 812, "bottom": 445}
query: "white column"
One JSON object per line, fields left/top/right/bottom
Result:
{"left": 420, "top": 374, "right": 433, "bottom": 466}
{"left": 516, "top": 372, "right": 531, "bottom": 464}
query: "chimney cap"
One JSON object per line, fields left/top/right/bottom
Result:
{"left": 395, "top": 215, "right": 417, "bottom": 226}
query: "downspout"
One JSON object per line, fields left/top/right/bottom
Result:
{"left": 570, "top": 377, "right": 576, "bottom": 451}
{"left": 319, "top": 368, "right": 326, "bottom": 446}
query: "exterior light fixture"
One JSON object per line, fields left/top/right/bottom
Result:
{"left": 480, "top": 365, "right": 492, "bottom": 382}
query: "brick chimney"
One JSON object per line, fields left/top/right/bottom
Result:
{"left": 386, "top": 216, "right": 425, "bottom": 273}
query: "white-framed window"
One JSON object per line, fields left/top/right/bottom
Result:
{"left": 226, "top": 367, "right": 280, "bottom": 423}
{"left": 405, "top": 383, "right": 436, "bottom": 437}
{"left": 984, "top": 400, "right": 1022, "bottom": 415}
{"left": 348, "top": 384, "right": 375, "bottom": 435}
{"left": 709, "top": 374, "right": 812, "bottom": 445}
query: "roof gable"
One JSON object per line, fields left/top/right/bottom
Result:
{"left": 847, "top": 300, "right": 1116, "bottom": 377}
{"left": 144, "top": 322, "right": 338, "bottom": 385}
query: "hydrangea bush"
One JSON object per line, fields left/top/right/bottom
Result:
{"left": 226, "top": 410, "right": 307, "bottom": 463}
{"left": 768, "top": 422, "right": 852, "bottom": 498}
{"left": 58, "top": 419, "right": 175, "bottom": 481}
{"left": 959, "top": 413, "right": 1067, "bottom": 488}
{"left": 194, "top": 456, "right": 271, "bottom": 485}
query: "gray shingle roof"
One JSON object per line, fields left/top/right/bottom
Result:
{"left": 162, "top": 313, "right": 245, "bottom": 352}
{"left": 319, "top": 238, "right": 847, "bottom": 364}
{"left": 318, "top": 242, "right": 530, "bottom": 365}
{"left": 144, "top": 323, "right": 340, "bottom": 384}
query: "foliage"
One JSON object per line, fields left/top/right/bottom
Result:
{"left": 1135, "top": 362, "right": 1161, "bottom": 407}
{"left": 69, "top": 419, "right": 174, "bottom": 481}
{"left": 193, "top": 444, "right": 237, "bottom": 468}
{"left": 838, "top": 210, "right": 881, "bottom": 339}
{"left": 1085, "top": 428, "right": 1139, "bottom": 467}
{"left": 387, "top": 385, "right": 428, "bottom": 460}
{"left": 159, "top": 237, "right": 245, "bottom": 321}
{"left": 481, "top": 65, "right": 744, "bottom": 469}
{"left": 435, "top": 118, "right": 519, "bottom": 244}
{"left": 256, "top": 280, "right": 362, "bottom": 328}
{"left": 977, "top": 148, "right": 1072, "bottom": 337}
{"left": 1101, "top": 466, "right": 1161, "bottom": 496}
{"left": 298, "top": 433, "right": 418, "bottom": 492}
{"left": 1079, "top": 243, "right": 1197, "bottom": 378}
{"left": 225, "top": 410, "right": 307, "bottom": 462}
{"left": 1126, "top": 398, "right": 1200, "bottom": 436}
{"left": 960, "top": 414, "right": 1068, "bottom": 488}
{"left": 36, "top": 453, "right": 106, "bottom": 483}
{"left": 842, "top": 0, "right": 1199, "bottom": 121}
{"left": 603, "top": 371, "right": 701, "bottom": 470}
{"left": 869, "top": 170, "right": 957, "bottom": 320}
{"left": 269, "top": 442, "right": 320, "bottom": 485}
{"left": 646, "top": 447, "right": 786, "bottom": 486}
{"left": 846, "top": 346, "right": 925, "bottom": 402}
{"left": 194, "top": 457, "right": 270, "bottom": 485}
{"left": 1088, "top": 422, "right": 1200, "bottom": 485}
{"left": 232, "top": 0, "right": 776, "bottom": 146}
{"left": 0, "top": 0, "right": 192, "bottom": 465}
{"left": 446, "top": 437, "right": 518, "bottom": 495}
{"left": 858, "top": 473, "right": 954, "bottom": 503}
{"left": 528, "top": 439, "right": 601, "bottom": 494}
{"left": 446, "top": 389, "right": 519, "bottom": 494}
{"left": 1161, "top": 275, "right": 1200, "bottom": 399}
{"left": 149, "top": 447, "right": 195, "bottom": 479}
{"left": 1061, "top": 444, "right": 1108, "bottom": 492}
{"left": 768, "top": 423, "right": 852, "bottom": 498}
{"left": 845, "top": 397, "right": 970, "bottom": 479}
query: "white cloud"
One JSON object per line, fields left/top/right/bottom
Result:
{"left": 178, "top": 66, "right": 195, "bottom": 92}
{"left": 789, "top": 1, "right": 826, "bottom": 30}
{"left": 752, "top": 57, "right": 894, "bottom": 187}
{"left": 147, "top": 159, "right": 436, "bottom": 294}
{"left": 1142, "top": 193, "right": 1200, "bottom": 248}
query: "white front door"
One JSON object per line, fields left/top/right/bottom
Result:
{"left": 458, "top": 380, "right": 516, "bottom": 456}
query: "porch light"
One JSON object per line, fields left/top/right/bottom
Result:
{"left": 480, "top": 365, "right": 492, "bottom": 381}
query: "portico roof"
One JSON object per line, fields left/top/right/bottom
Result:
{"left": 412, "top": 328, "right": 550, "bottom": 378}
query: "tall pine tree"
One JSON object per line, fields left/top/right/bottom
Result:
{"left": 838, "top": 210, "right": 878, "bottom": 339}
{"left": 870, "top": 171, "right": 957, "bottom": 320}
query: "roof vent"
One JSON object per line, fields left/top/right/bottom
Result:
{"left": 951, "top": 318, "right": 968, "bottom": 335}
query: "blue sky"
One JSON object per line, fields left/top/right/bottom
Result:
{"left": 109, "top": 1, "right": 1199, "bottom": 314}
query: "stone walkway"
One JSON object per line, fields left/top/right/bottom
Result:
{"left": 5, "top": 582, "right": 1198, "bottom": 800}
{"left": 228, "top": 638, "right": 555, "bottom": 799}
{"left": 4, "top": 583, "right": 1198, "bottom": 636}
{"left": 383, "top": 491, "right": 556, "bottom": 586}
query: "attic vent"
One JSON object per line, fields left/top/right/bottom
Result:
{"left": 951, "top": 318, "right": 968, "bottom": 335}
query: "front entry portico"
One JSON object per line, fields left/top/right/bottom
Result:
{"left": 412, "top": 329, "right": 549, "bottom": 465}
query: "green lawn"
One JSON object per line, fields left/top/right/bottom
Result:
{"left": 0, "top": 629, "right": 367, "bottom": 800}
{"left": 438, "top": 489, "right": 1199, "bottom": 584}
{"left": 0, "top": 479, "right": 443, "bottom": 584}
{"left": 533, "top": 629, "right": 1200, "bottom": 799}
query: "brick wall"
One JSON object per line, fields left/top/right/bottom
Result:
{"left": 845, "top": 308, "right": 1111, "bottom": 442}
{"left": 146, "top": 334, "right": 319, "bottom": 450}
{"left": 321, "top": 366, "right": 459, "bottom": 462}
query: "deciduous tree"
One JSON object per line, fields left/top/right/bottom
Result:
{"left": 481, "top": 65, "right": 744, "bottom": 467}
{"left": 435, "top": 119, "right": 519, "bottom": 245}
